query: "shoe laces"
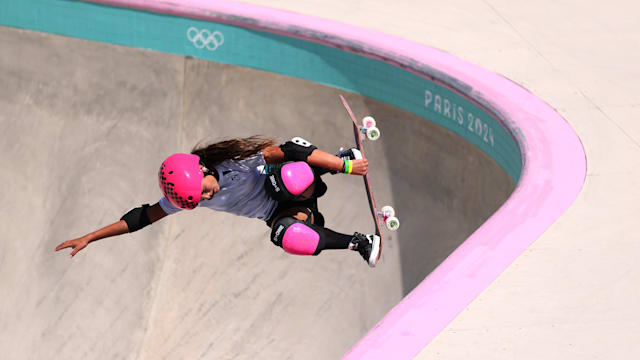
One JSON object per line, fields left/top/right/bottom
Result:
{"left": 350, "top": 233, "right": 371, "bottom": 251}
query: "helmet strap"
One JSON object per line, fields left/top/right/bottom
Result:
{"left": 200, "top": 163, "right": 219, "bottom": 181}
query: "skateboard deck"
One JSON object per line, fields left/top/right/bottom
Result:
{"left": 339, "top": 95, "right": 392, "bottom": 265}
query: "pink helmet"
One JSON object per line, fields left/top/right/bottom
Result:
{"left": 158, "top": 153, "right": 203, "bottom": 210}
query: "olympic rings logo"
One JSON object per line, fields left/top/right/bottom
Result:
{"left": 187, "top": 27, "right": 224, "bottom": 51}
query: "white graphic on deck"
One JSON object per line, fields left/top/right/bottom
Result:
{"left": 187, "top": 27, "right": 224, "bottom": 51}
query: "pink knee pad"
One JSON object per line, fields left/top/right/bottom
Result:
{"left": 281, "top": 162, "right": 314, "bottom": 196}
{"left": 282, "top": 223, "right": 320, "bottom": 255}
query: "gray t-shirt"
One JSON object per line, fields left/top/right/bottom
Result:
{"left": 159, "top": 153, "right": 278, "bottom": 220}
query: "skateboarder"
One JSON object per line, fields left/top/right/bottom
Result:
{"left": 55, "top": 136, "right": 382, "bottom": 267}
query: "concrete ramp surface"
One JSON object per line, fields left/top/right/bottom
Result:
{"left": 0, "top": 26, "right": 512, "bottom": 359}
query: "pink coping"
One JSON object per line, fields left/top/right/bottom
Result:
{"left": 282, "top": 223, "right": 321, "bottom": 256}
{"left": 281, "top": 162, "right": 314, "bottom": 196}
{"left": 82, "top": 1, "right": 587, "bottom": 358}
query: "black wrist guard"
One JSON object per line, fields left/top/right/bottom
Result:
{"left": 121, "top": 204, "right": 152, "bottom": 233}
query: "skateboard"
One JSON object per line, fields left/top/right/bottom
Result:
{"left": 339, "top": 95, "right": 400, "bottom": 264}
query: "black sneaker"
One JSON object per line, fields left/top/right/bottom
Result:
{"left": 349, "top": 232, "right": 381, "bottom": 267}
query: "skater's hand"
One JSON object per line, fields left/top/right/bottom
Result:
{"left": 55, "top": 235, "right": 91, "bottom": 258}
{"left": 351, "top": 158, "right": 369, "bottom": 176}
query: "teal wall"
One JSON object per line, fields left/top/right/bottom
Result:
{"left": 0, "top": 0, "right": 522, "bottom": 182}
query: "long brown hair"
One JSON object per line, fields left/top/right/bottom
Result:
{"left": 191, "top": 136, "right": 277, "bottom": 168}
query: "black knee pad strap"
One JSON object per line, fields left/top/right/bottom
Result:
{"left": 313, "top": 177, "right": 327, "bottom": 198}
{"left": 270, "top": 216, "right": 298, "bottom": 248}
{"left": 265, "top": 163, "right": 295, "bottom": 202}
{"left": 311, "top": 210, "right": 325, "bottom": 227}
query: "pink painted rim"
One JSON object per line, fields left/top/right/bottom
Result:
{"left": 83, "top": 1, "right": 587, "bottom": 358}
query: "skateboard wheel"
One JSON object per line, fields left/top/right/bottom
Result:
{"left": 366, "top": 126, "right": 380, "bottom": 141}
{"left": 381, "top": 205, "right": 395, "bottom": 218}
{"left": 362, "top": 116, "right": 376, "bottom": 128}
{"left": 385, "top": 216, "right": 400, "bottom": 231}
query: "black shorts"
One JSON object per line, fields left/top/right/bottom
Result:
{"left": 264, "top": 167, "right": 327, "bottom": 227}
{"left": 265, "top": 198, "right": 325, "bottom": 228}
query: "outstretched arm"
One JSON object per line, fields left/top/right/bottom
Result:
{"left": 55, "top": 202, "right": 168, "bottom": 257}
{"left": 263, "top": 145, "right": 368, "bottom": 175}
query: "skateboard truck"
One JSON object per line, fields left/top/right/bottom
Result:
{"left": 359, "top": 116, "right": 381, "bottom": 141}
{"left": 378, "top": 205, "right": 400, "bottom": 231}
